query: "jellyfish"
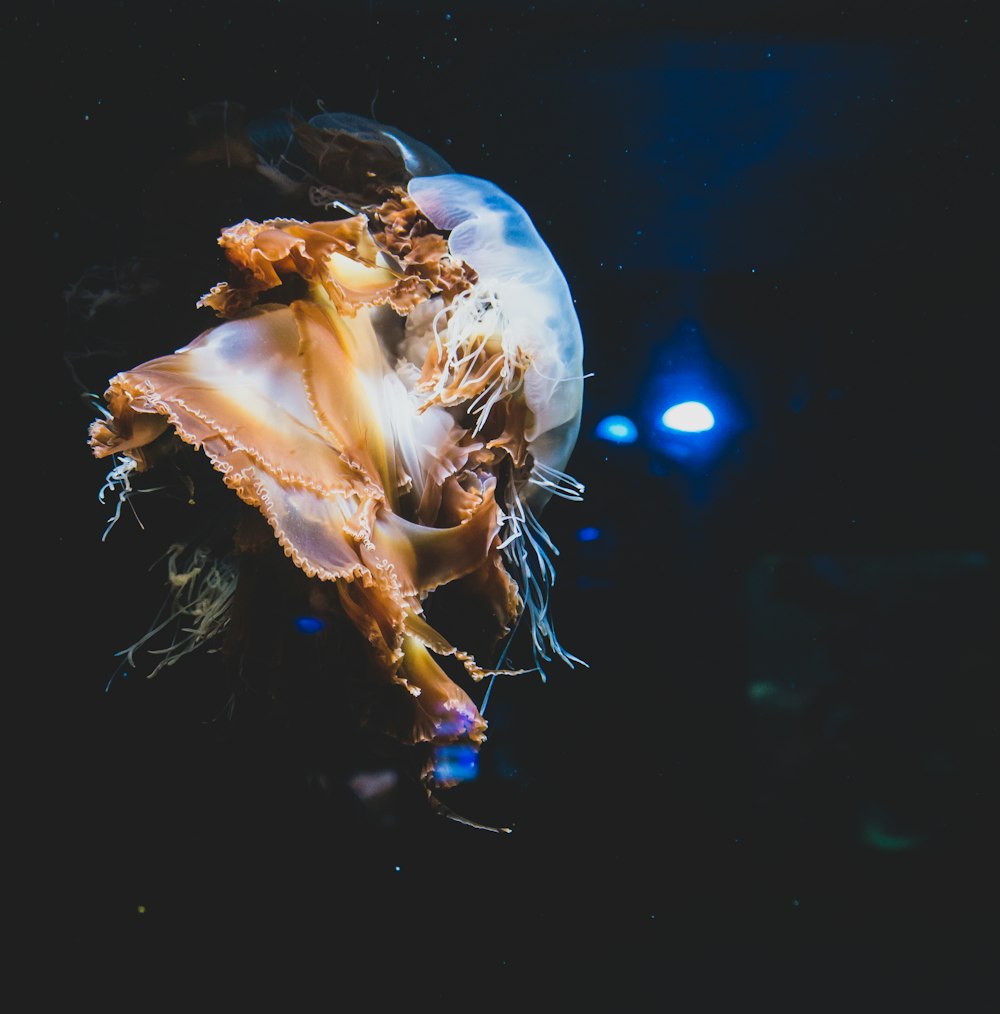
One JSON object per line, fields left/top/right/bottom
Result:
{"left": 86, "top": 108, "right": 585, "bottom": 822}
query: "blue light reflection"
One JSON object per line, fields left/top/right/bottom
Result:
{"left": 433, "top": 743, "right": 479, "bottom": 783}
{"left": 595, "top": 414, "right": 638, "bottom": 444}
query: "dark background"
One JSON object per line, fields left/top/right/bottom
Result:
{"left": 20, "top": 1, "right": 997, "bottom": 1006}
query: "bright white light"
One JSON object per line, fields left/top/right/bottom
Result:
{"left": 661, "top": 401, "right": 715, "bottom": 433}
{"left": 595, "top": 414, "right": 638, "bottom": 444}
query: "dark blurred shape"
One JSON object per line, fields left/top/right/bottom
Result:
{"left": 743, "top": 550, "right": 996, "bottom": 851}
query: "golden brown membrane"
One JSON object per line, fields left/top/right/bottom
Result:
{"left": 90, "top": 198, "right": 529, "bottom": 790}
{"left": 196, "top": 194, "right": 476, "bottom": 320}
{"left": 86, "top": 104, "right": 590, "bottom": 831}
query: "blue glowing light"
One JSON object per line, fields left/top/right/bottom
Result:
{"left": 294, "top": 616, "right": 326, "bottom": 634}
{"left": 595, "top": 414, "right": 638, "bottom": 444}
{"left": 639, "top": 318, "right": 745, "bottom": 466}
{"left": 577, "top": 526, "right": 601, "bottom": 542}
{"left": 661, "top": 401, "right": 715, "bottom": 433}
{"left": 433, "top": 743, "right": 479, "bottom": 783}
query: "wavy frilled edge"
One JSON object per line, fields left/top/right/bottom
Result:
{"left": 88, "top": 191, "right": 580, "bottom": 774}
{"left": 197, "top": 190, "right": 476, "bottom": 320}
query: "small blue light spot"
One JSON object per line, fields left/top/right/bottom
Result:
{"left": 595, "top": 414, "right": 638, "bottom": 444}
{"left": 661, "top": 401, "right": 715, "bottom": 433}
{"left": 577, "top": 526, "right": 601, "bottom": 542}
{"left": 294, "top": 616, "right": 325, "bottom": 634}
{"left": 433, "top": 743, "right": 479, "bottom": 783}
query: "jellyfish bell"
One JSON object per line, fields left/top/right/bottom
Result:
{"left": 406, "top": 174, "right": 585, "bottom": 506}
{"left": 86, "top": 108, "right": 586, "bottom": 825}
{"left": 309, "top": 111, "right": 455, "bottom": 178}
